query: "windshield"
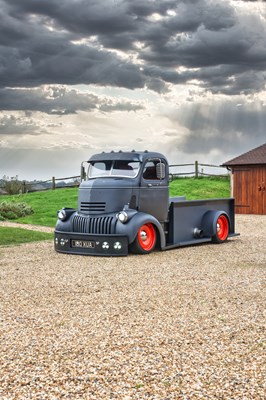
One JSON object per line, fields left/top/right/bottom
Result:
{"left": 88, "top": 160, "right": 140, "bottom": 179}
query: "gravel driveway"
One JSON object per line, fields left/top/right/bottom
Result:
{"left": 0, "top": 215, "right": 265, "bottom": 399}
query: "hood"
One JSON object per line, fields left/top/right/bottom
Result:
{"left": 78, "top": 178, "right": 136, "bottom": 214}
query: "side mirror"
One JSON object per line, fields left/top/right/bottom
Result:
{"left": 156, "top": 162, "right": 166, "bottom": 180}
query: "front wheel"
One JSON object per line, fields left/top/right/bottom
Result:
{"left": 130, "top": 223, "right": 157, "bottom": 254}
{"left": 212, "top": 214, "right": 229, "bottom": 244}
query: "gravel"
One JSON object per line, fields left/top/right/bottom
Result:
{"left": 0, "top": 215, "right": 265, "bottom": 399}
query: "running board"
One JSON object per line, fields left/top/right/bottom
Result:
{"left": 163, "top": 237, "right": 212, "bottom": 250}
{"left": 163, "top": 233, "right": 239, "bottom": 251}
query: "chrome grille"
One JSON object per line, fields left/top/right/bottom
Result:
{"left": 80, "top": 202, "right": 106, "bottom": 213}
{"left": 73, "top": 215, "right": 114, "bottom": 234}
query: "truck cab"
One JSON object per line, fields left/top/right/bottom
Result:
{"left": 80, "top": 151, "right": 169, "bottom": 223}
{"left": 54, "top": 150, "right": 238, "bottom": 256}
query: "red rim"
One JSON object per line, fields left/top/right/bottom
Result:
{"left": 138, "top": 223, "right": 156, "bottom": 251}
{"left": 217, "top": 215, "right": 229, "bottom": 241}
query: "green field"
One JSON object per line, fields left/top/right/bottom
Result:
{"left": 169, "top": 176, "right": 230, "bottom": 199}
{"left": 1, "top": 188, "right": 78, "bottom": 227}
{"left": 1, "top": 177, "right": 230, "bottom": 228}
{"left": 0, "top": 189, "right": 78, "bottom": 246}
{"left": 0, "top": 227, "right": 53, "bottom": 246}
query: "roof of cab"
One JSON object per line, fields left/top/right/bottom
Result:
{"left": 88, "top": 150, "right": 167, "bottom": 163}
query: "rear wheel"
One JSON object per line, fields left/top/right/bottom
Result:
{"left": 130, "top": 223, "right": 157, "bottom": 254}
{"left": 212, "top": 214, "right": 229, "bottom": 243}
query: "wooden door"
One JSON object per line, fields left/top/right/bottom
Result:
{"left": 233, "top": 166, "right": 266, "bottom": 214}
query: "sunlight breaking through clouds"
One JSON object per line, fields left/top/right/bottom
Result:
{"left": 0, "top": 0, "right": 265, "bottom": 179}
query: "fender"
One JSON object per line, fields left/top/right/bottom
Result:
{"left": 201, "top": 210, "right": 230, "bottom": 237}
{"left": 115, "top": 212, "right": 166, "bottom": 248}
{"left": 55, "top": 210, "right": 76, "bottom": 232}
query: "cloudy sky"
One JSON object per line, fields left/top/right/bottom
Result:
{"left": 0, "top": 0, "right": 266, "bottom": 180}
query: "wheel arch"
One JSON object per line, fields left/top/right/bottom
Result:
{"left": 201, "top": 210, "right": 230, "bottom": 237}
{"left": 115, "top": 212, "right": 166, "bottom": 249}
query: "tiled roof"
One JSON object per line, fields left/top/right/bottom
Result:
{"left": 223, "top": 142, "right": 266, "bottom": 166}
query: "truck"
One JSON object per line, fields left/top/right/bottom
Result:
{"left": 54, "top": 150, "right": 238, "bottom": 256}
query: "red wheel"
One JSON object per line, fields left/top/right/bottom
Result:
{"left": 130, "top": 223, "right": 157, "bottom": 254}
{"left": 212, "top": 214, "right": 229, "bottom": 243}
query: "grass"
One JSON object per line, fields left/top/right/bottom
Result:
{"left": 0, "top": 227, "right": 53, "bottom": 246}
{"left": 2, "top": 188, "right": 78, "bottom": 227}
{"left": 169, "top": 176, "right": 230, "bottom": 200}
{"left": 1, "top": 177, "right": 230, "bottom": 227}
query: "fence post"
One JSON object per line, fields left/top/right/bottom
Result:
{"left": 22, "top": 181, "right": 26, "bottom": 194}
{"left": 195, "top": 161, "right": 199, "bottom": 178}
{"left": 52, "top": 176, "right": 56, "bottom": 190}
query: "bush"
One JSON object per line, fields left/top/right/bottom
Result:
{"left": 0, "top": 201, "right": 34, "bottom": 220}
{"left": 2, "top": 176, "right": 22, "bottom": 195}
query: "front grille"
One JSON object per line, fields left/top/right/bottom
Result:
{"left": 73, "top": 215, "right": 114, "bottom": 234}
{"left": 80, "top": 202, "right": 106, "bottom": 213}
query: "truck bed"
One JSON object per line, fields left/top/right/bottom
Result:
{"left": 165, "top": 197, "right": 236, "bottom": 248}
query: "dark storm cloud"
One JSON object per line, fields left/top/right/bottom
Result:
{"left": 179, "top": 66, "right": 266, "bottom": 95}
{"left": 166, "top": 99, "right": 266, "bottom": 154}
{"left": 0, "top": 87, "right": 144, "bottom": 115}
{"left": 99, "top": 100, "right": 144, "bottom": 113}
{"left": 0, "top": 40, "right": 145, "bottom": 89}
{"left": 0, "top": 0, "right": 145, "bottom": 89}
{"left": 0, "top": 0, "right": 266, "bottom": 95}
{"left": 139, "top": 2, "right": 266, "bottom": 93}
{"left": 0, "top": 87, "right": 97, "bottom": 114}
{"left": 0, "top": 114, "right": 42, "bottom": 135}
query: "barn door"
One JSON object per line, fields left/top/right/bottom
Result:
{"left": 233, "top": 167, "right": 265, "bottom": 214}
{"left": 233, "top": 168, "right": 251, "bottom": 214}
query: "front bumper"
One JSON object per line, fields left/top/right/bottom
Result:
{"left": 54, "top": 230, "right": 128, "bottom": 256}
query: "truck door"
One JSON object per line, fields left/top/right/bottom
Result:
{"left": 138, "top": 159, "right": 169, "bottom": 223}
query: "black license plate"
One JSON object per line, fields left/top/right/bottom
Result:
{"left": 71, "top": 240, "right": 95, "bottom": 248}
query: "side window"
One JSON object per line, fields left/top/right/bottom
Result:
{"left": 143, "top": 161, "right": 158, "bottom": 180}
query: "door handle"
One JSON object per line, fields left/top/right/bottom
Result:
{"left": 258, "top": 185, "right": 262, "bottom": 191}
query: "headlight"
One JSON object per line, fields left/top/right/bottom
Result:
{"left": 57, "top": 207, "right": 75, "bottom": 222}
{"left": 117, "top": 211, "right": 128, "bottom": 223}
{"left": 58, "top": 209, "right": 67, "bottom": 221}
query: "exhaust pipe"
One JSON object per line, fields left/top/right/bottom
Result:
{"left": 193, "top": 228, "right": 203, "bottom": 239}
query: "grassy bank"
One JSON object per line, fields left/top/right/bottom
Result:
{"left": 169, "top": 176, "right": 230, "bottom": 199}
{"left": 1, "top": 188, "right": 78, "bottom": 227}
{"left": 1, "top": 177, "right": 230, "bottom": 227}
{"left": 0, "top": 227, "right": 53, "bottom": 246}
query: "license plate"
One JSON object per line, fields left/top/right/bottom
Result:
{"left": 71, "top": 240, "right": 95, "bottom": 248}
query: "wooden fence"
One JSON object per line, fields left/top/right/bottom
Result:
{"left": 0, "top": 161, "right": 228, "bottom": 194}
{"left": 23, "top": 175, "right": 81, "bottom": 193}
{"left": 169, "top": 161, "right": 228, "bottom": 179}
